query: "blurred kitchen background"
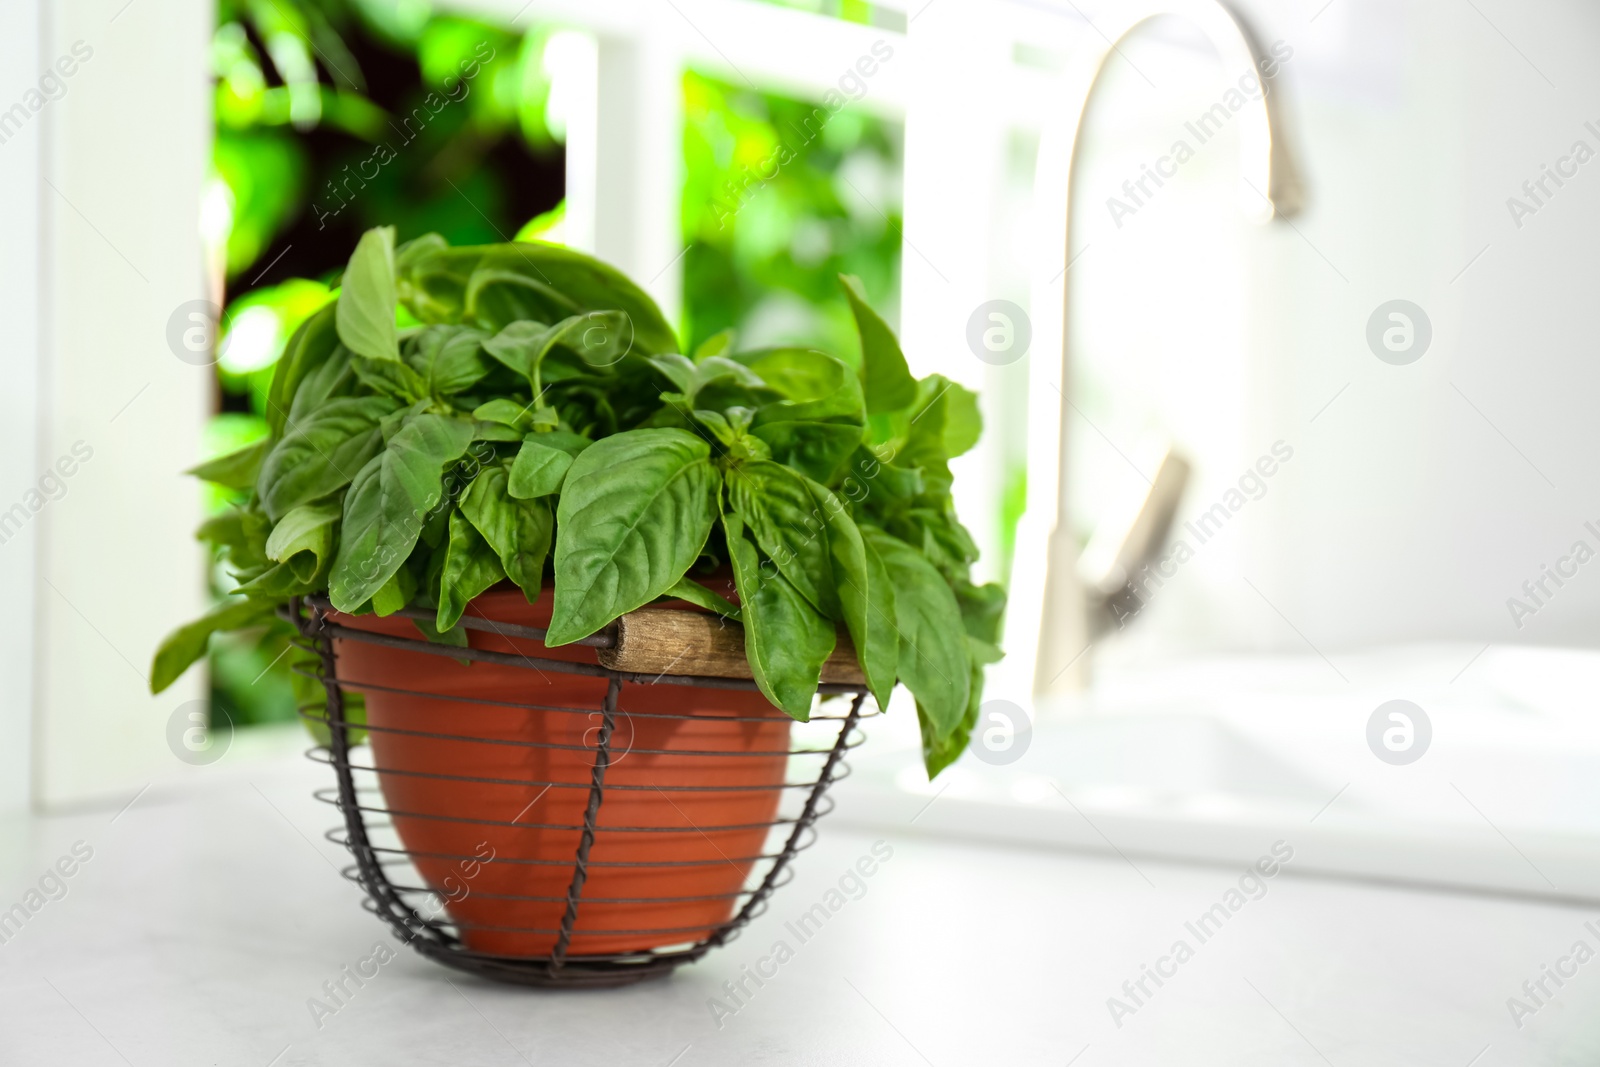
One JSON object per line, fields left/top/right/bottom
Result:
{"left": 3, "top": 0, "right": 1598, "bottom": 901}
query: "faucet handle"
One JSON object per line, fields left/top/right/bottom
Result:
{"left": 1081, "top": 448, "right": 1192, "bottom": 638}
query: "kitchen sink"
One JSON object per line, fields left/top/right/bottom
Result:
{"left": 829, "top": 644, "right": 1600, "bottom": 901}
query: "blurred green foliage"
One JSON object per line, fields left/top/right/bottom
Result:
{"left": 751, "top": 0, "right": 889, "bottom": 25}
{"left": 681, "top": 69, "right": 903, "bottom": 361}
{"left": 203, "top": 0, "right": 902, "bottom": 728}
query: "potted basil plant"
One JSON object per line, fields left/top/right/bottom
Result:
{"left": 152, "top": 227, "right": 1005, "bottom": 956}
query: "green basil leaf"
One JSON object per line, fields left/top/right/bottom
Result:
{"left": 693, "top": 328, "right": 736, "bottom": 361}
{"left": 404, "top": 325, "right": 490, "bottom": 396}
{"left": 437, "top": 509, "right": 506, "bottom": 631}
{"left": 846, "top": 446, "right": 921, "bottom": 504}
{"left": 726, "top": 460, "right": 837, "bottom": 618}
{"left": 691, "top": 356, "right": 765, "bottom": 397}
{"left": 411, "top": 611, "right": 470, "bottom": 650}
{"left": 396, "top": 239, "right": 479, "bottom": 324}
{"left": 638, "top": 395, "right": 695, "bottom": 432}
{"left": 196, "top": 509, "right": 247, "bottom": 552}
{"left": 908, "top": 505, "right": 980, "bottom": 579}
{"left": 257, "top": 396, "right": 399, "bottom": 522}
{"left": 748, "top": 420, "right": 863, "bottom": 485}
{"left": 739, "top": 350, "right": 864, "bottom": 484}
{"left": 726, "top": 463, "right": 894, "bottom": 707}
{"left": 901, "top": 374, "right": 982, "bottom": 470}
{"left": 646, "top": 353, "right": 696, "bottom": 392}
{"left": 481, "top": 321, "right": 550, "bottom": 379}
{"left": 150, "top": 597, "right": 277, "bottom": 694}
{"left": 336, "top": 226, "right": 400, "bottom": 362}
{"left": 220, "top": 507, "right": 274, "bottom": 572}
{"left": 484, "top": 312, "right": 634, "bottom": 387}
{"left": 266, "top": 304, "right": 340, "bottom": 435}
{"left": 286, "top": 343, "right": 357, "bottom": 427}
{"left": 733, "top": 433, "right": 771, "bottom": 463}
{"left": 508, "top": 436, "right": 575, "bottom": 498}
{"left": 765, "top": 470, "right": 897, "bottom": 710}
{"left": 471, "top": 421, "right": 523, "bottom": 442}
{"left": 329, "top": 413, "right": 475, "bottom": 612}
{"left": 466, "top": 244, "right": 677, "bottom": 353}
{"left": 738, "top": 347, "right": 864, "bottom": 421}
{"left": 693, "top": 383, "right": 782, "bottom": 420}
{"left": 861, "top": 526, "right": 970, "bottom": 739}
{"left": 473, "top": 398, "right": 536, "bottom": 432}
{"left": 377, "top": 401, "right": 426, "bottom": 444}
{"left": 725, "top": 509, "right": 833, "bottom": 719}
{"left": 941, "top": 381, "right": 982, "bottom": 458}
{"left": 534, "top": 429, "right": 592, "bottom": 455}
{"left": 396, "top": 232, "right": 449, "bottom": 274}
{"left": 664, "top": 576, "right": 741, "bottom": 620}
{"left": 370, "top": 565, "right": 415, "bottom": 617}
{"left": 844, "top": 522, "right": 899, "bottom": 712}
{"left": 466, "top": 268, "right": 580, "bottom": 331}
{"left": 840, "top": 274, "right": 916, "bottom": 416}
{"left": 460, "top": 464, "right": 553, "bottom": 599}
{"left": 954, "top": 577, "right": 1007, "bottom": 646}
{"left": 691, "top": 409, "right": 737, "bottom": 448}
{"left": 968, "top": 636, "right": 1004, "bottom": 667}
{"left": 920, "top": 647, "right": 988, "bottom": 778}
{"left": 396, "top": 241, "right": 675, "bottom": 356}
{"left": 231, "top": 557, "right": 321, "bottom": 598}
{"left": 188, "top": 437, "right": 270, "bottom": 490}
{"left": 546, "top": 428, "right": 719, "bottom": 645}
{"left": 352, "top": 354, "right": 429, "bottom": 402}
{"left": 265, "top": 501, "right": 340, "bottom": 564}
{"left": 565, "top": 318, "right": 625, "bottom": 372}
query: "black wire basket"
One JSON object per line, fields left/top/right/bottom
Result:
{"left": 286, "top": 592, "right": 873, "bottom": 988}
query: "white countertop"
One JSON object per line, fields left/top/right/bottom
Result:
{"left": 1, "top": 741, "right": 1596, "bottom": 1066}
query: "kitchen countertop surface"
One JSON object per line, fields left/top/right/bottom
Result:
{"left": 1, "top": 740, "right": 1596, "bottom": 1067}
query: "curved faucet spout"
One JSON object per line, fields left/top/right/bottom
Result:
{"left": 1009, "top": 0, "right": 1305, "bottom": 700}
{"left": 1080, "top": 0, "right": 1304, "bottom": 223}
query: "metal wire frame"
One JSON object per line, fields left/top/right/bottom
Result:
{"left": 286, "top": 596, "right": 873, "bottom": 988}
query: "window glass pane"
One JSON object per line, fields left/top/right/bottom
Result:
{"left": 681, "top": 68, "right": 904, "bottom": 359}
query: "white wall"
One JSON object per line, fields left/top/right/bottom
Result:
{"left": 0, "top": 0, "right": 45, "bottom": 812}
{"left": 27, "top": 0, "right": 212, "bottom": 808}
{"left": 1247, "top": 0, "right": 1600, "bottom": 652}
{"left": 996, "top": 0, "right": 1600, "bottom": 661}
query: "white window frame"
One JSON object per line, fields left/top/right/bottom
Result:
{"left": 3, "top": 0, "right": 214, "bottom": 812}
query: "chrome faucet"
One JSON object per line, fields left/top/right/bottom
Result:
{"left": 1005, "top": 0, "right": 1305, "bottom": 700}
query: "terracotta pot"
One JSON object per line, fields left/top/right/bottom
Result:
{"left": 329, "top": 582, "right": 790, "bottom": 959}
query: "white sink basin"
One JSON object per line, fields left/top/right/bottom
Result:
{"left": 829, "top": 644, "right": 1600, "bottom": 901}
